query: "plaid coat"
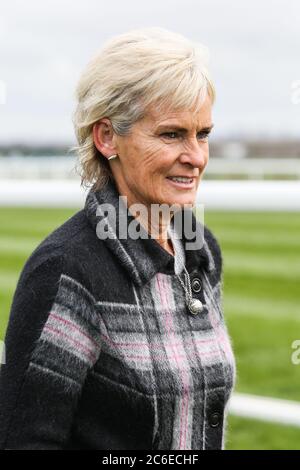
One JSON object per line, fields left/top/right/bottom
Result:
{"left": 0, "top": 177, "right": 236, "bottom": 450}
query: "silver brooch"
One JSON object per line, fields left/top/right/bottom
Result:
{"left": 168, "top": 220, "right": 204, "bottom": 315}
{"left": 177, "top": 267, "right": 204, "bottom": 315}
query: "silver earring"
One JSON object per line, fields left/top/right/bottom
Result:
{"left": 108, "top": 154, "right": 118, "bottom": 161}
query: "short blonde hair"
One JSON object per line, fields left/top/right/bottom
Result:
{"left": 71, "top": 27, "right": 215, "bottom": 190}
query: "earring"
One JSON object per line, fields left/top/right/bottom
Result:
{"left": 108, "top": 154, "right": 118, "bottom": 161}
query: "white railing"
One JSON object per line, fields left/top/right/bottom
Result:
{"left": 229, "top": 393, "right": 300, "bottom": 428}
{"left": 0, "top": 179, "right": 300, "bottom": 210}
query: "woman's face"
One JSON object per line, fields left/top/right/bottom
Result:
{"left": 111, "top": 94, "right": 213, "bottom": 211}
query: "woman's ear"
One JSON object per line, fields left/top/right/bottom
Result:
{"left": 93, "top": 118, "right": 117, "bottom": 158}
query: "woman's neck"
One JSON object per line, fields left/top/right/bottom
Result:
{"left": 129, "top": 203, "right": 175, "bottom": 256}
{"left": 159, "top": 237, "right": 175, "bottom": 256}
{"left": 118, "top": 186, "right": 176, "bottom": 256}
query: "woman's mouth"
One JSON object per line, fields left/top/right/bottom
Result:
{"left": 166, "top": 176, "right": 195, "bottom": 189}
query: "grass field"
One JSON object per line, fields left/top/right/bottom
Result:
{"left": 0, "top": 207, "right": 300, "bottom": 449}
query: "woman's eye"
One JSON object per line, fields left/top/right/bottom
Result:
{"left": 161, "top": 132, "right": 178, "bottom": 139}
{"left": 198, "top": 133, "right": 210, "bottom": 141}
{"left": 161, "top": 132, "right": 211, "bottom": 140}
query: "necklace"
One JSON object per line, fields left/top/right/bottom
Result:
{"left": 168, "top": 223, "right": 204, "bottom": 315}
{"left": 176, "top": 264, "right": 204, "bottom": 315}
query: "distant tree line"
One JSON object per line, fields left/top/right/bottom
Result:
{"left": 0, "top": 139, "right": 299, "bottom": 158}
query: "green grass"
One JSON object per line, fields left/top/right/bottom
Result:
{"left": 204, "top": 211, "right": 300, "bottom": 449}
{"left": 1, "top": 207, "right": 300, "bottom": 449}
{"left": 226, "top": 415, "right": 300, "bottom": 450}
{"left": 205, "top": 211, "right": 300, "bottom": 404}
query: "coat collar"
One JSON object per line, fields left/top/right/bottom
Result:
{"left": 84, "top": 177, "right": 215, "bottom": 287}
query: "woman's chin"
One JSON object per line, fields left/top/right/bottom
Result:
{"left": 163, "top": 181, "right": 198, "bottom": 206}
{"left": 162, "top": 194, "right": 196, "bottom": 209}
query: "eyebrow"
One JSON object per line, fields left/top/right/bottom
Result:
{"left": 157, "top": 123, "right": 214, "bottom": 133}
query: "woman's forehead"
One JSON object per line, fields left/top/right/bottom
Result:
{"left": 144, "top": 100, "right": 212, "bottom": 130}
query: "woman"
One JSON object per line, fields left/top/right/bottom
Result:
{"left": 0, "top": 27, "right": 236, "bottom": 450}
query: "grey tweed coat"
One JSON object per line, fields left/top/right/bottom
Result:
{"left": 0, "top": 177, "right": 236, "bottom": 450}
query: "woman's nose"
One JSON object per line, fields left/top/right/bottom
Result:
{"left": 178, "top": 140, "right": 208, "bottom": 169}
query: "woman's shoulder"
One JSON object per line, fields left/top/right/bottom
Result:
{"left": 30, "top": 209, "right": 92, "bottom": 260}
{"left": 16, "top": 208, "right": 101, "bottom": 298}
{"left": 7, "top": 209, "right": 102, "bottom": 344}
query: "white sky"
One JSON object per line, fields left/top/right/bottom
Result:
{"left": 0, "top": 0, "right": 300, "bottom": 144}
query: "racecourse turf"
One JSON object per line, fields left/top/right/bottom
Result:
{"left": 0, "top": 207, "right": 300, "bottom": 449}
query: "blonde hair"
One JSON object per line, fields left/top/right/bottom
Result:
{"left": 71, "top": 27, "right": 215, "bottom": 190}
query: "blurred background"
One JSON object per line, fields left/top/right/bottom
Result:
{"left": 1, "top": 0, "right": 300, "bottom": 449}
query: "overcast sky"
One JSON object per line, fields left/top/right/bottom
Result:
{"left": 0, "top": 0, "right": 300, "bottom": 144}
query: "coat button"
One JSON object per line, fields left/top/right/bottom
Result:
{"left": 209, "top": 412, "right": 221, "bottom": 428}
{"left": 191, "top": 277, "right": 202, "bottom": 293}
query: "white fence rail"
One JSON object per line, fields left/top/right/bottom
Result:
{"left": 200, "top": 180, "right": 300, "bottom": 210}
{"left": 0, "top": 179, "right": 300, "bottom": 211}
{"left": 229, "top": 393, "right": 300, "bottom": 428}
